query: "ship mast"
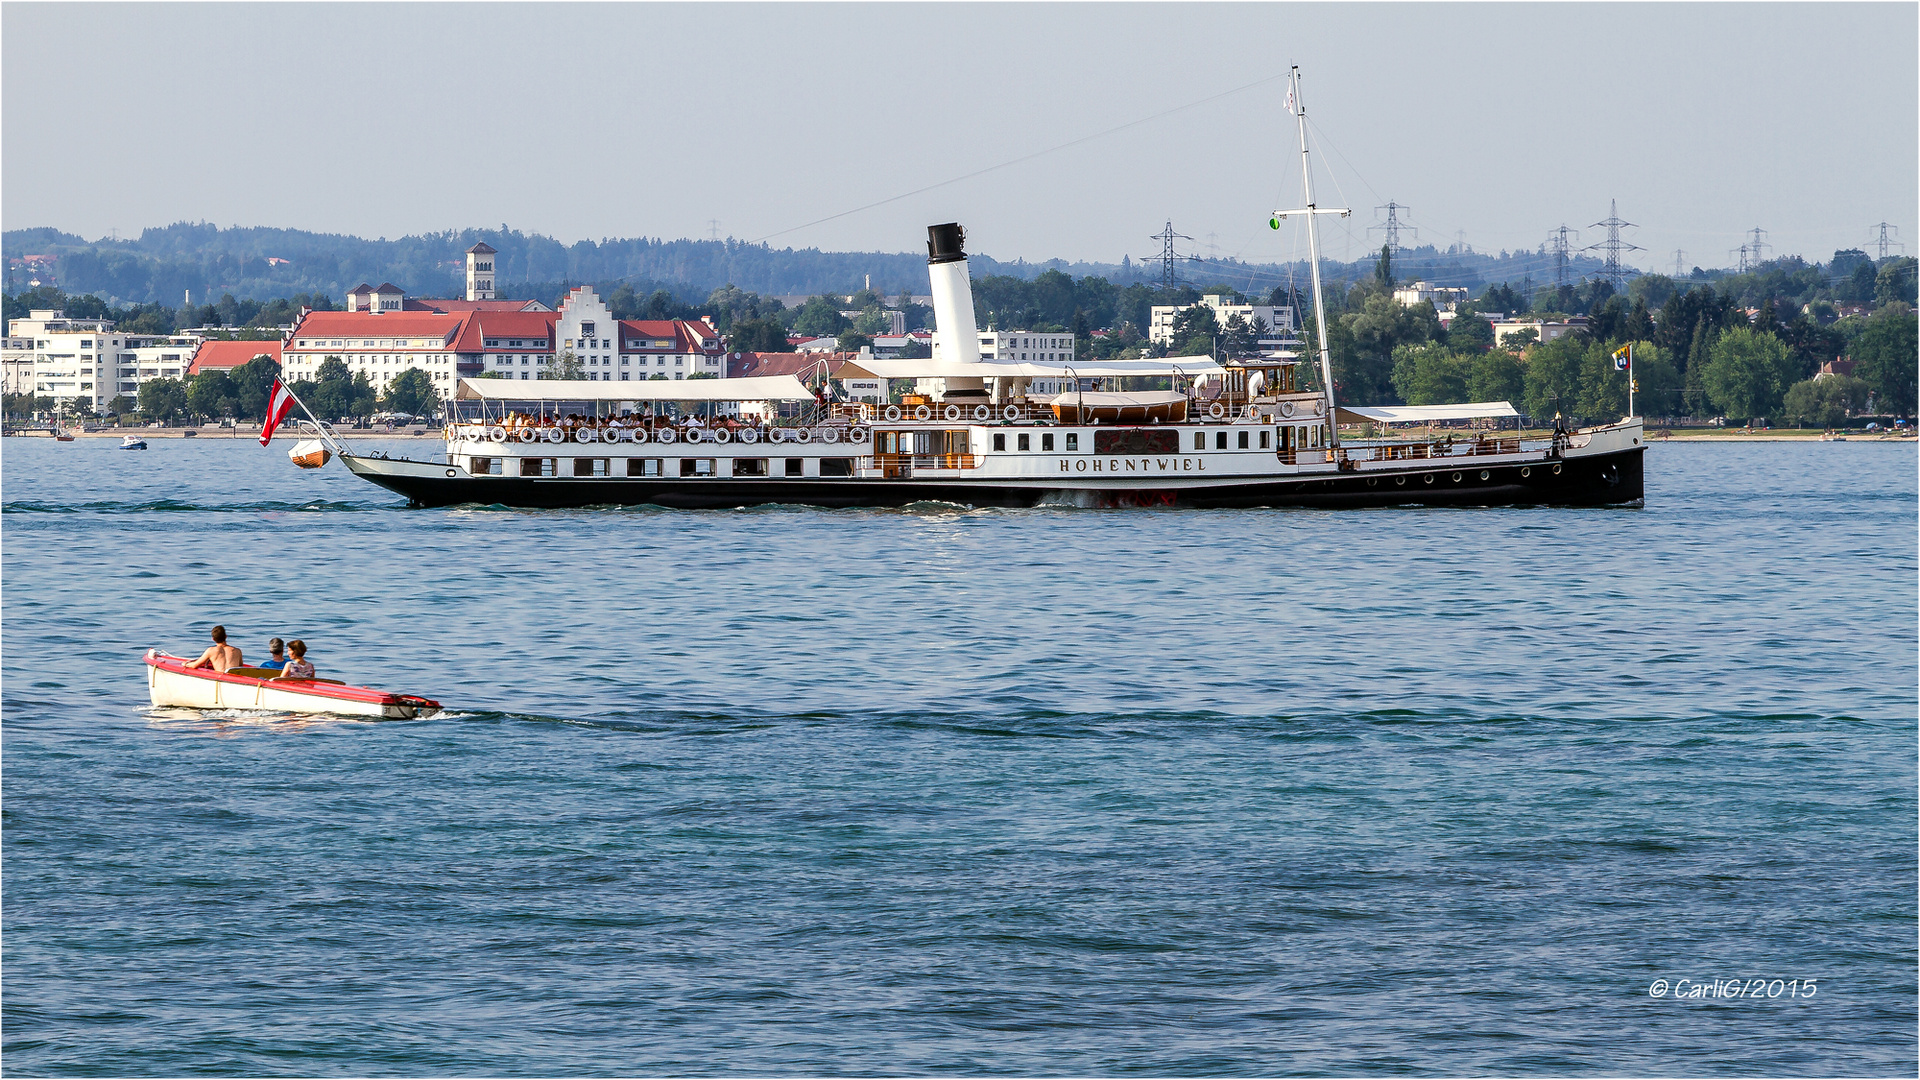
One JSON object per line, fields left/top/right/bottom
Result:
{"left": 1272, "top": 65, "right": 1350, "bottom": 449}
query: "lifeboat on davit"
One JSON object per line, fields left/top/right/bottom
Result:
{"left": 1050, "top": 391, "right": 1188, "bottom": 425}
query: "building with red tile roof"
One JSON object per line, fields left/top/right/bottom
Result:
{"left": 283, "top": 284, "right": 728, "bottom": 394}
{"left": 187, "top": 339, "right": 283, "bottom": 376}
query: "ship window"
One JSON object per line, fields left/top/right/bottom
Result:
{"left": 1065, "top": 433, "right": 1078, "bottom": 451}
{"left": 1194, "top": 432, "right": 1205, "bottom": 450}
{"left": 574, "top": 458, "right": 609, "bottom": 476}
{"left": 1018, "top": 433, "right": 1030, "bottom": 451}
{"left": 734, "top": 458, "right": 768, "bottom": 477}
{"left": 785, "top": 458, "right": 803, "bottom": 477}
{"left": 993, "top": 433, "right": 1006, "bottom": 451}
{"left": 1260, "top": 430, "right": 1271, "bottom": 449}
{"left": 820, "top": 458, "right": 854, "bottom": 477}
{"left": 681, "top": 458, "right": 715, "bottom": 476}
{"left": 1238, "top": 431, "right": 1249, "bottom": 449}
{"left": 1216, "top": 431, "right": 1228, "bottom": 450}
{"left": 628, "top": 457, "right": 663, "bottom": 477}
{"left": 469, "top": 456, "right": 494, "bottom": 475}
{"left": 1042, "top": 433, "right": 1054, "bottom": 451}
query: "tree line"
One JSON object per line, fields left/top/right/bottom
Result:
{"left": 1309, "top": 246, "right": 1916, "bottom": 424}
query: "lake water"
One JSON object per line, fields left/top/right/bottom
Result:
{"left": 3, "top": 436, "right": 1915, "bottom": 1075}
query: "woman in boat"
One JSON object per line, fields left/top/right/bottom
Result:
{"left": 274, "top": 640, "right": 316, "bottom": 681}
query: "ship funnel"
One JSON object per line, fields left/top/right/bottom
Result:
{"left": 926, "top": 223, "right": 981, "bottom": 365}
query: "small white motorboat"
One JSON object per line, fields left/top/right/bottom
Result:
{"left": 144, "top": 649, "right": 441, "bottom": 719}
{"left": 120, "top": 435, "right": 148, "bottom": 450}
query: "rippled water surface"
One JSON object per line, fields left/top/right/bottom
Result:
{"left": 4, "top": 437, "right": 1915, "bottom": 1076}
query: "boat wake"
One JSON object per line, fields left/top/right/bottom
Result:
{"left": 6, "top": 498, "right": 382, "bottom": 514}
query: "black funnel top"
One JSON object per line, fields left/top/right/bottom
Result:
{"left": 927, "top": 223, "right": 967, "bottom": 264}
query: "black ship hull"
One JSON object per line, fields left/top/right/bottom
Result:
{"left": 345, "top": 444, "right": 1643, "bottom": 511}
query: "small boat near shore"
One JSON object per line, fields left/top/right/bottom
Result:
{"left": 144, "top": 649, "right": 441, "bottom": 719}
{"left": 119, "top": 435, "right": 148, "bottom": 450}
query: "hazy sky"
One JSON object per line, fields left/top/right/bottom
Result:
{"left": 4, "top": 2, "right": 1915, "bottom": 272}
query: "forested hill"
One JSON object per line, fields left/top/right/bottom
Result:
{"left": 4, "top": 221, "right": 1607, "bottom": 308}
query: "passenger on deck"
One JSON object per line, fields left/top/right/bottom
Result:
{"left": 185, "top": 625, "right": 243, "bottom": 672}
{"left": 258, "top": 638, "right": 289, "bottom": 672}
{"left": 273, "top": 640, "right": 316, "bottom": 681}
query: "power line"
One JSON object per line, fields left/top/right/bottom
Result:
{"left": 748, "top": 70, "right": 1291, "bottom": 245}
{"left": 1547, "top": 225, "right": 1578, "bottom": 289}
{"left": 1871, "top": 222, "right": 1905, "bottom": 259}
{"left": 1744, "top": 227, "right": 1771, "bottom": 267}
{"left": 1583, "top": 199, "right": 1644, "bottom": 289}
{"left": 1143, "top": 221, "right": 1199, "bottom": 290}
{"left": 1672, "top": 249, "right": 1687, "bottom": 277}
{"left": 1368, "top": 201, "right": 1415, "bottom": 253}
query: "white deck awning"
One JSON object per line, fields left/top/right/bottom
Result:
{"left": 454, "top": 375, "right": 815, "bottom": 402}
{"left": 1335, "top": 401, "right": 1521, "bottom": 424}
{"left": 836, "top": 356, "right": 1225, "bottom": 380}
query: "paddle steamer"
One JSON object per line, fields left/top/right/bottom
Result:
{"left": 322, "top": 69, "right": 1644, "bottom": 511}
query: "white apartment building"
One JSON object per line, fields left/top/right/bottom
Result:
{"left": 1491, "top": 319, "right": 1584, "bottom": 348}
{"left": 977, "top": 329, "right": 1075, "bottom": 395}
{"left": 4, "top": 336, "right": 33, "bottom": 396}
{"left": 1392, "top": 280, "right": 1472, "bottom": 313}
{"left": 124, "top": 338, "right": 199, "bottom": 392}
{"left": 9, "top": 310, "right": 135, "bottom": 413}
{"left": 1149, "top": 294, "right": 1298, "bottom": 353}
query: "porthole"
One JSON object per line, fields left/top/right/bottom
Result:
{"left": 1423, "top": 474, "right": 1435, "bottom": 484}
{"left": 1450, "top": 472, "right": 1462, "bottom": 483}
{"left": 1395, "top": 476, "right": 1406, "bottom": 486}
{"left": 1520, "top": 466, "right": 1531, "bottom": 478}
{"left": 1367, "top": 478, "right": 1378, "bottom": 487}
{"left": 1479, "top": 470, "right": 1490, "bottom": 480}
{"left": 1552, "top": 463, "right": 1563, "bottom": 475}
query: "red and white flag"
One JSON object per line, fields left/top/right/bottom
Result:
{"left": 259, "top": 378, "right": 296, "bottom": 446}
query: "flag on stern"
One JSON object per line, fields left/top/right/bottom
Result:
{"left": 1612, "top": 344, "right": 1632, "bottom": 371}
{"left": 260, "top": 378, "right": 296, "bottom": 446}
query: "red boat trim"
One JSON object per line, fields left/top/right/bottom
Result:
{"left": 146, "top": 652, "right": 441, "bottom": 709}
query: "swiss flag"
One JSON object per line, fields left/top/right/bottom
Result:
{"left": 259, "top": 379, "right": 296, "bottom": 446}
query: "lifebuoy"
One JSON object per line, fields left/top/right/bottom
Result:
{"left": 821, "top": 427, "right": 839, "bottom": 444}
{"left": 738, "top": 428, "right": 759, "bottom": 445}
{"left": 849, "top": 426, "right": 870, "bottom": 444}
{"left": 943, "top": 404, "right": 962, "bottom": 421}
{"left": 578, "top": 428, "right": 598, "bottom": 443}
{"left": 1279, "top": 401, "right": 1295, "bottom": 418}
{"left": 913, "top": 405, "right": 932, "bottom": 421}
{"left": 973, "top": 404, "right": 992, "bottom": 421}
{"left": 1313, "top": 399, "right": 1325, "bottom": 416}
{"left": 1003, "top": 404, "right": 1021, "bottom": 422}
{"left": 516, "top": 428, "right": 537, "bottom": 443}
{"left": 1208, "top": 402, "right": 1226, "bottom": 419}
{"left": 714, "top": 428, "right": 732, "bottom": 444}
{"left": 885, "top": 405, "right": 902, "bottom": 422}
{"left": 793, "top": 427, "right": 812, "bottom": 444}
{"left": 656, "top": 428, "right": 677, "bottom": 445}
{"left": 543, "top": 428, "right": 564, "bottom": 444}
{"left": 630, "top": 429, "right": 648, "bottom": 444}
{"left": 488, "top": 426, "right": 508, "bottom": 443}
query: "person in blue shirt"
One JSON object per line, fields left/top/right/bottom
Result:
{"left": 257, "top": 638, "right": 289, "bottom": 672}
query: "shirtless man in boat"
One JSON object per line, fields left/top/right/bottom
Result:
{"left": 184, "top": 625, "right": 243, "bottom": 672}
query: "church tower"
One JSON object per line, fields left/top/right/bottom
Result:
{"left": 465, "top": 242, "right": 497, "bottom": 302}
